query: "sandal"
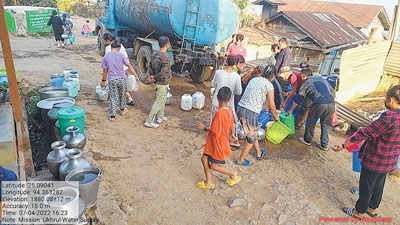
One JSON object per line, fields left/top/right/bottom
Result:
{"left": 366, "top": 208, "right": 378, "bottom": 217}
{"left": 109, "top": 116, "right": 115, "bottom": 121}
{"left": 230, "top": 140, "right": 241, "bottom": 147}
{"left": 233, "top": 159, "right": 251, "bottom": 167}
{"left": 342, "top": 207, "right": 364, "bottom": 220}
{"left": 120, "top": 109, "right": 127, "bottom": 116}
{"left": 350, "top": 188, "right": 359, "bottom": 196}
{"left": 226, "top": 176, "right": 241, "bottom": 187}
{"left": 196, "top": 181, "right": 215, "bottom": 189}
{"left": 256, "top": 149, "right": 267, "bottom": 160}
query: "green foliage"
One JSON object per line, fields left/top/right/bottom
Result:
{"left": 4, "top": 0, "right": 56, "bottom": 7}
{"left": 0, "top": 84, "right": 7, "bottom": 93}
{"left": 25, "top": 87, "right": 42, "bottom": 122}
{"left": 234, "top": 0, "right": 250, "bottom": 10}
{"left": 56, "top": 0, "right": 73, "bottom": 12}
{"left": 233, "top": 0, "right": 256, "bottom": 27}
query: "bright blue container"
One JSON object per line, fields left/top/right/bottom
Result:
{"left": 51, "top": 77, "right": 65, "bottom": 87}
{"left": 258, "top": 110, "right": 272, "bottom": 129}
{"left": 352, "top": 150, "right": 362, "bottom": 173}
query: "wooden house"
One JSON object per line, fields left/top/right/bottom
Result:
{"left": 253, "top": 0, "right": 390, "bottom": 41}
{"left": 251, "top": 11, "right": 367, "bottom": 74}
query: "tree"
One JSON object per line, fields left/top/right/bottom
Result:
{"left": 234, "top": 0, "right": 256, "bottom": 27}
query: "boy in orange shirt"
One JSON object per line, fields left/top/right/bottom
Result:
{"left": 196, "top": 86, "right": 241, "bottom": 189}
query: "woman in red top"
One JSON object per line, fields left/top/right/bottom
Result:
{"left": 227, "top": 34, "right": 246, "bottom": 59}
{"left": 196, "top": 87, "right": 241, "bottom": 189}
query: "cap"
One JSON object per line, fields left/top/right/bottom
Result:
{"left": 280, "top": 66, "right": 293, "bottom": 79}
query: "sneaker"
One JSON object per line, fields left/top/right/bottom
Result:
{"left": 156, "top": 116, "right": 168, "bottom": 124}
{"left": 126, "top": 101, "right": 135, "bottom": 106}
{"left": 317, "top": 143, "right": 328, "bottom": 151}
{"left": 144, "top": 121, "right": 159, "bottom": 128}
{"left": 298, "top": 137, "right": 311, "bottom": 146}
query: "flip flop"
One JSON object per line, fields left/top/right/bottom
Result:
{"left": 366, "top": 210, "right": 378, "bottom": 217}
{"left": 120, "top": 109, "right": 127, "bottom": 116}
{"left": 342, "top": 207, "right": 364, "bottom": 220}
{"left": 350, "top": 188, "right": 359, "bottom": 196}
{"left": 226, "top": 176, "right": 241, "bottom": 187}
{"left": 233, "top": 159, "right": 251, "bottom": 167}
{"left": 256, "top": 149, "right": 267, "bottom": 160}
{"left": 196, "top": 181, "right": 215, "bottom": 190}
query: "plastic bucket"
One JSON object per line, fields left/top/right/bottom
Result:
{"left": 43, "top": 186, "right": 80, "bottom": 218}
{"left": 56, "top": 106, "right": 86, "bottom": 137}
{"left": 258, "top": 109, "right": 272, "bottom": 129}
{"left": 51, "top": 76, "right": 65, "bottom": 87}
{"left": 266, "top": 121, "right": 291, "bottom": 144}
{"left": 352, "top": 150, "right": 362, "bottom": 173}
{"left": 65, "top": 166, "right": 102, "bottom": 208}
{"left": 69, "top": 34, "right": 76, "bottom": 43}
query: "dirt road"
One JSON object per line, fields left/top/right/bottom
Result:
{"left": 1, "top": 16, "right": 400, "bottom": 225}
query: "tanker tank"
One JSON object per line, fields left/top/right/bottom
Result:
{"left": 107, "top": 0, "right": 238, "bottom": 46}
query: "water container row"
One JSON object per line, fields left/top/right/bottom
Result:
{"left": 50, "top": 68, "right": 80, "bottom": 98}
{"left": 181, "top": 92, "right": 206, "bottom": 111}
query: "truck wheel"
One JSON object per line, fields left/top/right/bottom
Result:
{"left": 190, "top": 64, "right": 214, "bottom": 83}
{"left": 98, "top": 30, "right": 105, "bottom": 56}
{"left": 205, "top": 66, "right": 216, "bottom": 82}
{"left": 137, "top": 46, "right": 152, "bottom": 84}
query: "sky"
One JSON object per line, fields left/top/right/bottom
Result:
{"left": 251, "top": 0, "right": 399, "bottom": 19}
{"left": 320, "top": 0, "right": 398, "bottom": 18}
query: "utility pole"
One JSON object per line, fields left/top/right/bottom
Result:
{"left": 0, "top": 0, "right": 34, "bottom": 178}
{"left": 392, "top": 0, "right": 400, "bottom": 43}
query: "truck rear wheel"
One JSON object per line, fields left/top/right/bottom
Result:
{"left": 137, "top": 46, "right": 152, "bottom": 84}
{"left": 98, "top": 30, "right": 105, "bottom": 56}
{"left": 190, "top": 64, "right": 214, "bottom": 83}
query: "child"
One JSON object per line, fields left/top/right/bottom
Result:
{"left": 196, "top": 86, "right": 241, "bottom": 189}
{"left": 333, "top": 85, "right": 400, "bottom": 219}
{"left": 82, "top": 20, "right": 91, "bottom": 37}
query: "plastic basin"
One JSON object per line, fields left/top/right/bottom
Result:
{"left": 266, "top": 121, "right": 291, "bottom": 144}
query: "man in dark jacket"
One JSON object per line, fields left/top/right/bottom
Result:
{"left": 144, "top": 36, "right": 172, "bottom": 128}
{"left": 45, "top": 10, "right": 65, "bottom": 48}
{"left": 294, "top": 73, "right": 336, "bottom": 151}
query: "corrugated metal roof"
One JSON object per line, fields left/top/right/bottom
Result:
{"left": 276, "top": 0, "right": 390, "bottom": 29}
{"left": 267, "top": 11, "right": 367, "bottom": 48}
{"left": 253, "top": 0, "right": 286, "bottom": 6}
{"left": 384, "top": 42, "right": 400, "bottom": 78}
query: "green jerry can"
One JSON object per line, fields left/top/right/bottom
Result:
{"left": 279, "top": 112, "right": 295, "bottom": 135}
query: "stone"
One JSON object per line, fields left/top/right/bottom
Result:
{"left": 278, "top": 214, "right": 287, "bottom": 224}
{"left": 249, "top": 219, "right": 256, "bottom": 225}
{"left": 228, "top": 197, "right": 251, "bottom": 209}
{"left": 273, "top": 182, "right": 281, "bottom": 191}
{"left": 285, "top": 222, "right": 296, "bottom": 225}
{"left": 260, "top": 203, "right": 270, "bottom": 211}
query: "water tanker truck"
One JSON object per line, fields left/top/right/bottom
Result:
{"left": 95, "top": 0, "right": 239, "bottom": 83}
